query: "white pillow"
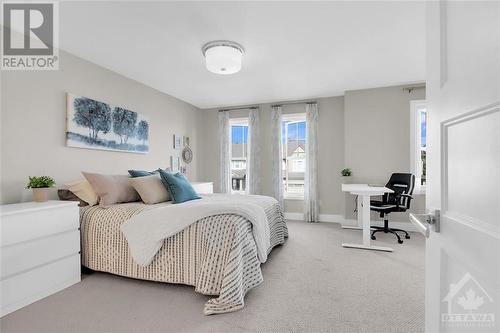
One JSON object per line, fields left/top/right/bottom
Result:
{"left": 64, "top": 180, "right": 99, "bottom": 206}
{"left": 129, "top": 175, "right": 171, "bottom": 204}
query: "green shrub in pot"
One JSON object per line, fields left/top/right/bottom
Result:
{"left": 26, "top": 176, "right": 56, "bottom": 202}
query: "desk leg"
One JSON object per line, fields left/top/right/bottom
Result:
{"left": 342, "top": 194, "right": 393, "bottom": 252}
{"left": 362, "top": 195, "right": 370, "bottom": 246}
{"left": 341, "top": 195, "right": 363, "bottom": 230}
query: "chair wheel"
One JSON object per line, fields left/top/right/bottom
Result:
{"left": 405, "top": 235, "right": 410, "bottom": 239}
{"left": 371, "top": 236, "right": 376, "bottom": 240}
{"left": 398, "top": 239, "right": 404, "bottom": 244}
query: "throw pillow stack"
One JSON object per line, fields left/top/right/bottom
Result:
{"left": 128, "top": 169, "right": 200, "bottom": 204}
{"left": 58, "top": 169, "right": 201, "bottom": 208}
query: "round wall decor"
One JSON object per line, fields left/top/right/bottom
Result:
{"left": 181, "top": 146, "right": 193, "bottom": 164}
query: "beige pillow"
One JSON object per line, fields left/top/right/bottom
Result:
{"left": 129, "top": 175, "right": 171, "bottom": 204}
{"left": 82, "top": 172, "right": 140, "bottom": 208}
{"left": 64, "top": 180, "right": 98, "bottom": 206}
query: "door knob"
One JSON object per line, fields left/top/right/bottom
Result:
{"left": 409, "top": 210, "right": 440, "bottom": 238}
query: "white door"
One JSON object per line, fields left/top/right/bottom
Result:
{"left": 418, "top": 1, "right": 500, "bottom": 332}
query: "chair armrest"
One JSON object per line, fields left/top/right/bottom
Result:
{"left": 393, "top": 193, "right": 413, "bottom": 208}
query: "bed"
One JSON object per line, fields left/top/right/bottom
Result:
{"left": 79, "top": 194, "right": 288, "bottom": 315}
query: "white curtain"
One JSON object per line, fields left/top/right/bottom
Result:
{"left": 246, "top": 107, "right": 261, "bottom": 195}
{"left": 218, "top": 111, "right": 231, "bottom": 193}
{"left": 304, "top": 103, "right": 319, "bottom": 222}
{"left": 271, "top": 105, "right": 284, "bottom": 209}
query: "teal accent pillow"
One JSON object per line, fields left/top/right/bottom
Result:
{"left": 128, "top": 168, "right": 170, "bottom": 177}
{"left": 158, "top": 169, "right": 201, "bottom": 203}
{"left": 128, "top": 169, "right": 157, "bottom": 177}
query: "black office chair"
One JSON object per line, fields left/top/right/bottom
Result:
{"left": 370, "top": 173, "right": 415, "bottom": 244}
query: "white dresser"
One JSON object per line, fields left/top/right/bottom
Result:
{"left": 0, "top": 200, "right": 81, "bottom": 317}
{"left": 191, "top": 181, "right": 214, "bottom": 194}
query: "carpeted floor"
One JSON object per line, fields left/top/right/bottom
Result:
{"left": 0, "top": 221, "right": 424, "bottom": 333}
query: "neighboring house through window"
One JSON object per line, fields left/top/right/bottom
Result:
{"left": 230, "top": 118, "right": 248, "bottom": 193}
{"left": 282, "top": 113, "right": 306, "bottom": 199}
{"left": 410, "top": 100, "right": 427, "bottom": 192}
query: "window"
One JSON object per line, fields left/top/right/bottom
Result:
{"left": 230, "top": 118, "right": 248, "bottom": 193}
{"left": 282, "top": 114, "right": 306, "bottom": 199}
{"left": 410, "top": 100, "right": 427, "bottom": 191}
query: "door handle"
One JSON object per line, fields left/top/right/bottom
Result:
{"left": 409, "top": 210, "right": 440, "bottom": 238}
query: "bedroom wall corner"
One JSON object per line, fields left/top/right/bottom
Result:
{"left": 196, "top": 95, "right": 346, "bottom": 218}
{"left": 343, "top": 85, "right": 427, "bottom": 222}
{"left": 0, "top": 50, "right": 204, "bottom": 204}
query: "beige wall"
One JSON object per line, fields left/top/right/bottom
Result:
{"left": 199, "top": 84, "right": 426, "bottom": 222}
{"left": 344, "top": 85, "right": 426, "bottom": 222}
{"left": 1, "top": 51, "right": 202, "bottom": 204}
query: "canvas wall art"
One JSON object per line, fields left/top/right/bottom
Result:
{"left": 173, "top": 134, "right": 182, "bottom": 149}
{"left": 66, "top": 93, "right": 149, "bottom": 153}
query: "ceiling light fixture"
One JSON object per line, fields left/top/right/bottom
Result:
{"left": 202, "top": 40, "right": 244, "bottom": 75}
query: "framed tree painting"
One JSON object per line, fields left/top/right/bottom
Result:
{"left": 66, "top": 93, "right": 149, "bottom": 153}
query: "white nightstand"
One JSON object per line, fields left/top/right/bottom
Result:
{"left": 0, "top": 200, "right": 81, "bottom": 317}
{"left": 191, "top": 182, "right": 214, "bottom": 194}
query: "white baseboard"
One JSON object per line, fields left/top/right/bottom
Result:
{"left": 318, "top": 214, "right": 344, "bottom": 223}
{"left": 284, "top": 213, "right": 344, "bottom": 223}
{"left": 284, "top": 213, "right": 417, "bottom": 232}
{"left": 284, "top": 212, "right": 303, "bottom": 220}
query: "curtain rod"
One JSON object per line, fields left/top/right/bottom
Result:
{"left": 218, "top": 106, "right": 259, "bottom": 112}
{"left": 271, "top": 100, "right": 317, "bottom": 108}
{"left": 218, "top": 100, "right": 317, "bottom": 112}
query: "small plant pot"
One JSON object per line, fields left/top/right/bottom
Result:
{"left": 32, "top": 188, "right": 50, "bottom": 202}
{"left": 341, "top": 176, "right": 351, "bottom": 184}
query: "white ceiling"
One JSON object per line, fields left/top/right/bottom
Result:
{"left": 60, "top": 1, "right": 425, "bottom": 109}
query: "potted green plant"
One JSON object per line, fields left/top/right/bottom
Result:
{"left": 26, "top": 176, "right": 56, "bottom": 202}
{"left": 340, "top": 168, "right": 352, "bottom": 183}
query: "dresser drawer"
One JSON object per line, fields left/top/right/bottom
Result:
{"left": 0, "top": 254, "right": 80, "bottom": 317}
{"left": 1, "top": 230, "right": 80, "bottom": 279}
{"left": 0, "top": 205, "right": 78, "bottom": 247}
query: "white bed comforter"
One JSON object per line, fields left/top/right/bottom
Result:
{"left": 120, "top": 194, "right": 273, "bottom": 266}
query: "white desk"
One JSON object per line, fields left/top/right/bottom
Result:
{"left": 341, "top": 184, "right": 394, "bottom": 252}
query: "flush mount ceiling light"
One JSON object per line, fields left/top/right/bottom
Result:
{"left": 202, "top": 40, "right": 244, "bottom": 75}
